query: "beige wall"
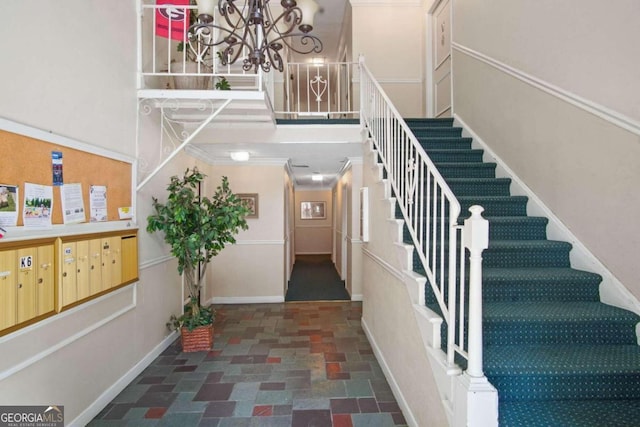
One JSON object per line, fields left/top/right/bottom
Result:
{"left": 452, "top": 0, "right": 640, "bottom": 301}
{"left": 361, "top": 142, "right": 448, "bottom": 426}
{"left": 206, "top": 164, "right": 286, "bottom": 302}
{"left": 351, "top": 2, "right": 426, "bottom": 117}
{"left": 0, "top": 1, "right": 193, "bottom": 424}
{"left": 294, "top": 189, "right": 333, "bottom": 255}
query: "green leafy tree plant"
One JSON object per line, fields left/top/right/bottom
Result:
{"left": 147, "top": 168, "right": 249, "bottom": 331}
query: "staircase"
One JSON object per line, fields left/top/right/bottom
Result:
{"left": 401, "top": 118, "right": 640, "bottom": 426}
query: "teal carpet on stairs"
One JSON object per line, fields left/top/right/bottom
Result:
{"left": 396, "top": 118, "right": 640, "bottom": 426}
{"left": 285, "top": 255, "right": 350, "bottom": 302}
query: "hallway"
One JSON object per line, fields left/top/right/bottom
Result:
{"left": 285, "top": 255, "right": 351, "bottom": 302}
{"left": 89, "top": 302, "right": 407, "bottom": 426}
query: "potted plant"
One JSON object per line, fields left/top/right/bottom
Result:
{"left": 147, "top": 168, "right": 249, "bottom": 352}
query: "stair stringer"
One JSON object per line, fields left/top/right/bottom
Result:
{"left": 454, "top": 114, "right": 640, "bottom": 319}
{"left": 364, "top": 138, "right": 498, "bottom": 427}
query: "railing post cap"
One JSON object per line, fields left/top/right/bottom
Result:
{"left": 463, "top": 205, "right": 489, "bottom": 251}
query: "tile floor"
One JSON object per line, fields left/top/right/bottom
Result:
{"left": 89, "top": 302, "right": 407, "bottom": 426}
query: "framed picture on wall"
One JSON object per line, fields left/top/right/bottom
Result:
{"left": 238, "top": 193, "right": 259, "bottom": 218}
{"left": 301, "top": 201, "right": 326, "bottom": 220}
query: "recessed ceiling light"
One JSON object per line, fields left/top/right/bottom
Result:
{"left": 230, "top": 151, "right": 250, "bottom": 161}
{"left": 312, "top": 173, "right": 323, "bottom": 181}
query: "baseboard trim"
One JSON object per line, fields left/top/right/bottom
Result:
{"left": 361, "top": 318, "right": 418, "bottom": 427}
{"left": 209, "top": 296, "right": 285, "bottom": 304}
{"left": 70, "top": 330, "right": 179, "bottom": 427}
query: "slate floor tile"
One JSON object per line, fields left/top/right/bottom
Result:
{"left": 91, "top": 302, "right": 407, "bottom": 427}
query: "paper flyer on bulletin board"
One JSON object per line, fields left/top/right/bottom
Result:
{"left": 90, "top": 185, "right": 108, "bottom": 222}
{"left": 0, "top": 184, "right": 19, "bottom": 228}
{"left": 60, "top": 183, "right": 86, "bottom": 224}
{"left": 52, "top": 151, "right": 64, "bottom": 186}
{"left": 23, "top": 183, "right": 53, "bottom": 229}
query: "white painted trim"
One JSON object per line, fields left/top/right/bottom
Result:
{"left": 139, "top": 254, "right": 174, "bottom": 270}
{"left": 454, "top": 114, "right": 640, "bottom": 316}
{"left": 452, "top": 43, "right": 640, "bottom": 137}
{"left": 209, "top": 296, "right": 285, "bottom": 304}
{"left": 70, "top": 330, "right": 179, "bottom": 427}
{"left": 0, "top": 117, "right": 135, "bottom": 164}
{"left": 363, "top": 247, "right": 405, "bottom": 282}
{"left": 295, "top": 224, "right": 332, "bottom": 229}
{"left": 0, "top": 285, "right": 137, "bottom": 380}
{"left": 233, "top": 239, "right": 285, "bottom": 245}
{"left": 361, "top": 319, "right": 419, "bottom": 427}
{"left": 351, "top": 294, "right": 364, "bottom": 301}
{"left": 0, "top": 221, "right": 137, "bottom": 243}
{"left": 374, "top": 78, "right": 422, "bottom": 85}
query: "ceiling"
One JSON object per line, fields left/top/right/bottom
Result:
{"left": 298, "top": 0, "right": 348, "bottom": 63}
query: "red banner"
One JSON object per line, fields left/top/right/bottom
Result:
{"left": 155, "top": 0, "right": 191, "bottom": 41}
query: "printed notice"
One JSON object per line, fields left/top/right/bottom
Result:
{"left": 52, "top": 151, "right": 63, "bottom": 186}
{"left": 23, "top": 183, "right": 53, "bottom": 229}
{"left": 60, "top": 183, "right": 86, "bottom": 224}
{"left": 0, "top": 184, "right": 19, "bottom": 228}
{"left": 90, "top": 185, "right": 108, "bottom": 222}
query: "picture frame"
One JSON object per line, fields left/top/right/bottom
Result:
{"left": 238, "top": 193, "right": 259, "bottom": 218}
{"left": 300, "top": 201, "right": 326, "bottom": 220}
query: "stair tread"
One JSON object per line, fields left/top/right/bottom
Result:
{"left": 484, "top": 301, "right": 640, "bottom": 322}
{"left": 500, "top": 400, "right": 640, "bottom": 427}
{"left": 487, "top": 239, "right": 572, "bottom": 250}
{"left": 483, "top": 266, "right": 601, "bottom": 282}
{"left": 485, "top": 345, "right": 640, "bottom": 374}
{"left": 446, "top": 177, "right": 511, "bottom": 183}
{"left": 458, "top": 195, "right": 528, "bottom": 201}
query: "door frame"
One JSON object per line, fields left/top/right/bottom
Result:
{"left": 425, "top": 0, "right": 453, "bottom": 118}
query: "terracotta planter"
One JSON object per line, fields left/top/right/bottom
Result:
{"left": 180, "top": 324, "right": 214, "bottom": 352}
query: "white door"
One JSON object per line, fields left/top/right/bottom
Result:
{"left": 429, "top": 0, "right": 452, "bottom": 118}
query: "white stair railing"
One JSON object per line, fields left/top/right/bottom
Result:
{"left": 359, "top": 58, "right": 489, "bottom": 375}
{"left": 277, "top": 61, "right": 359, "bottom": 118}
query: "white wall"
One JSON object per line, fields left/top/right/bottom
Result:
{"left": 0, "top": 1, "right": 194, "bottom": 424}
{"left": 451, "top": 0, "right": 640, "bottom": 301}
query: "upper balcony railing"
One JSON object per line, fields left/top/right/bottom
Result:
{"left": 137, "top": 1, "right": 357, "bottom": 120}
{"left": 138, "top": 2, "right": 270, "bottom": 93}
{"left": 276, "top": 62, "right": 359, "bottom": 119}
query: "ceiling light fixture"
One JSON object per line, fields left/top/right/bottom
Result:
{"left": 230, "top": 151, "right": 250, "bottom": 161}
{"left": 311, "top": 173, "right": 323, "bottom": 181}
{"left": 187, "top": 0, "right": 323, "bottom": 73}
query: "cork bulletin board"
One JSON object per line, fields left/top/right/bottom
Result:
{"left": 0, "top": 129, "right": 132, "bottom": 226}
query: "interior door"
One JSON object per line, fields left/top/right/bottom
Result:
{"left": 432, "top": 0, "right": 452, "bottom": 118}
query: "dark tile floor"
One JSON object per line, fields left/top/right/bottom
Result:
{"left": 89, "top": 302, "right": 408, "bottom": 426}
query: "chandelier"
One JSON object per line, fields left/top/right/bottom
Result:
{"left": 187, "top": 0, "right": 323, "bottom": 73}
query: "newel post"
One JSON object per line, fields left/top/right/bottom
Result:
{"left": 463, "top": 205, "right": 489, "bottom": 378}
{"left": 453, "top": 205, "right": 497, "bottom": 427}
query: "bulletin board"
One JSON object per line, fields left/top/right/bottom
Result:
{"left": 0, "top": 129, "right": 132, "bottom": 226}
